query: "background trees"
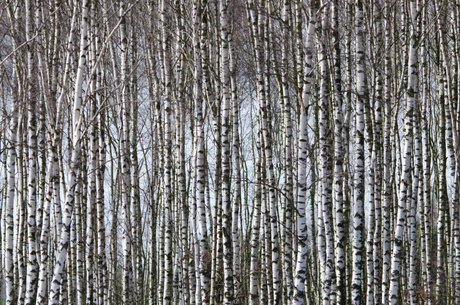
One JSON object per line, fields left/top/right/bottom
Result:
{"left": 1, "top": 0, "right": 460, "bottom": 304}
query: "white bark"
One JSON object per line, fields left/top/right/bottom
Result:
{"left": 246, "top": 5, "right": 262, "bottom": 303}
{"left": 388, "top": 2, "right": 417, "bottom": 304}
{"left": 5, "top": 4, "right": 21, "bottom": 303}
{"left": 190, "top": 137, "right": 202, "bottom": 305}
{"left": 192, "top": 0, "right": 209, "bottom": 302}
{"left": 331, "top": 0, "right": 346, "bottom": 303}
{"left": 371, "top": 3, "right": 384, "bottom": 303}
{"left": 292, "top": 110, "right": 309, "bottom": 305}
{"left": 230, "top": 23, "right": 241, "bottom": 296}
{"left": 17, "top": 121, "right": 26, "bottom": 304}
{"left": 409, "top": 111, "right": 421, "bottom": 305}
{"left": 160, "top": 1, "right": 174, "bottom": 303}
{"left": 281, "top": 1, "right": 293, "bottom": 301}
{"left": 119, "top": 3, "right": 133, "bottom": 304}
{"left": 25, "top": 0, "right": 39, "bottom": 302}
{"left": 96, "top": 46, "right": 107, "bottom": 305}
{"left": 381, "top": 1, "right": 393, "bottom": 303}
{"left": 249, "top": 137, "right": 262, "bottom": 305}
{"left": 292, "top": 8, "right": 315, "bottom": 304}
{"left": 318, "top": 5, "right": 336, "bottom": 303}
{"left": 35, "top": 3, "right": 78, "bottom": 303}
{"left": 436, "top": 75, "right": 448, "bottom": 305}
{"left": 220, "top": 0, "right": 233, "bottom": 303}
{"left": 48, "top": 0, "right": 90, "bottom": 303}
{"left": 76, "top": 174, "right": 84, "bottom": 305}
{"left": 248, "top": 1, "right": 281, "bottom": 301}
{"left": 5, "top": 86, "right": 18, "bottom": 305}
{"left": 352, "top": 1, "right": 365, "bottom": 303}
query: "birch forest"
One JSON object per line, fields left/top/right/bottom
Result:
{"left": 1, "top": 0, "right": 460, "bottom": 304}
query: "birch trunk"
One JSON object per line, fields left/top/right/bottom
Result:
{"left": 249, "top": 131, "right": 262, "bottom": 305}
{"left": 119, "top": 3, "right": 133, "bottom": 304}
{"left": 219, "top": 0, "right": 233, "bottom": 302}
{"left": 409, "top": 107, "right": 421, "bottom": 305}
{"left": 372, "top": 3, "right": 384, "bottom": 303}
{"left": 35, "top": 1, "right": 78, "bottom": 302}
{"left": 388, "top": 2, "right": 417, "bottom": 304}
{"left": 281, "top": 1, "right": 293, "bottom": 301}
{"left": 160, "top": 0, "right": 174, "bottom": 303}
{"left": 381, "top": 1, "right": 393, "bottom": 303}
{"left": 193, "top": 0, "right": 210, "bottom": 302}
{"left": 230, "top": 20, "right": 241, "bottom": 299}
{"left": 352, "top": 1, "right": 366, "bottom": 303}
{"left": 436, "top": 74, "right": 448, "bottom": 305}
{"left": 25, "top": 0, "right": 39, "bottom": 302}
{"left": 17, "top": 119, "right": 26, "bottom": 305}
{"left": 249, "top": 1, "right": 281, "bottom": 301}
{"left": 331, "top": 0, "right": 346, "bottom": 303}
{"left": 318, "top": 4, "right": 336, "bottom": 303}
{"left": 5, "top": 78, "right": 18, "bottom": 305}
{"left": 96, "top": 47, "right": 107, "bottom": 305}
{"left": 292, "top": 7, "right": 315, "bottom": 304}
{"left": 48, "top": 0, "right": 90, "bottom": 303}
{"left": 5, "top": 3, "right": 21, "bottom": 303}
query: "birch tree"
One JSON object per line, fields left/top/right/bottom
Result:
{"left": 292, "top": 4, "right": 315, "bottom": 303}
{"left": 352, "top": 1, "right": 366, "bottom": 304}
{"left": 219, "top": 0, "right": 234, "bottom": 303}
{"left": 1, "top": 0, "right": 460, "bottom": 304}
{"left": 388, "top": 1, "right": 418, "bottom": 304}
{"left": 381, "top": 1, "right": 393, "bottom": 303}
{"left": 24, "top": 0, "right": 39, "bottom": 302}
{"left": 5, "top": 3, "right": 21, "bottom": 303}
{"left": 48, "top": 0, "right": 90, "bottom": 303}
